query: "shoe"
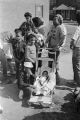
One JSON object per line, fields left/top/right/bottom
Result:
{"left": 12, "top": 79, "right": 17, "bottom": 84}
{"left": 0, "top": 105, "right": 3, "bottom": 114}
{"left": 19, "top": 90, "right": 23, "bottom": 99}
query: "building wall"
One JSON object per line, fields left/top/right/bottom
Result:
{"left": 49, "top": 0, "right": 80, "bottom": 20}
{"left": 0, "top": 0, "right": 49, "bottom": 33}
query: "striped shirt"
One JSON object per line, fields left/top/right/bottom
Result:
{"left": 72, "top": 25, "right": 80, "bottom": 47}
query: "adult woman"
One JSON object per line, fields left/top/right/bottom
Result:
{"left": 46, "top": 14, "right": 67, "bottom": 82}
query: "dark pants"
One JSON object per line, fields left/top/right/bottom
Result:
{"left": 17, "top": 62, "right": 35, "bottom": 89}
{"left": 15, "top": 61, "right": 24, "bottom": 88}
{"left": 31, "top": 63, "right": 36, "bottom": 75}
{"left": 38, "top": 49, "right": 42, "bottom": 68}
{"left": 0, "top": 48, "right": 7, "bottom": 76}
{"left": 48, "top": 49, "right": 60, "bottom": 70}
{"left": 23, "top": 86, "right": 36, "bottom": 100}
{"left": 72, "top": 47, "right": 80, "bottom": 85}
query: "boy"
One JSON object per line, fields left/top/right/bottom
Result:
{"left": 19, "top": 12, "right": 38, "bottom": 43}
{"left": 11, "top": 28, "right": 26, "bottom": 85}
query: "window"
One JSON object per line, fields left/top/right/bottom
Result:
{"left": 35, "top": 5, "right": 43, "bottom": 17}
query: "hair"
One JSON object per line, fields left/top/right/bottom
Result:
{"left": 76, "top": 12, "right": 80, "bottom": 25}
{"left": 26, "top": 34, "right": 36, "bottom": 44}
{"left": 32, "top": 17, "right": 44, "bottom": 27}
{"left": 42, "top": 71, "right": 48, "bottom": 76}
{"left": 14, "top": 28, "right": 22, "bottom": 34}
{"left": 54, "top": 14, "right": 63, "bottom": 25}
{"left": 24, "top": 12, "right": 32, "bottom": 18}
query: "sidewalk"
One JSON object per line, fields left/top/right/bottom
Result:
{"left": 0, "top": 52, "right": 74, "bottom": 120}
{"left": 59, "top": 52, "right": 73, "bottom": 80}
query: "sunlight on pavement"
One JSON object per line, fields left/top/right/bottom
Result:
{"left": 59, "top": 52, "right": 73, "bottom": 80}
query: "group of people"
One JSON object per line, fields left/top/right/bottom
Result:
{"left": 0, "top": 11, "right": 80, "bottom": 103}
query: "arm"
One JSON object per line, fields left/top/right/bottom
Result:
{"left": 70, "top": 27, "right": 80, "bottom": 49}
{"left": 31, "top": 21, "right": 38, "bottom": 34}
{"left": 45, "top": 26, "right": 53, "bottom": 44}
{"left": 25, "top": 46, "right": 35, "bottom": 63}
{"left": 57, "top": 25, "right": 67, "bottom": 48}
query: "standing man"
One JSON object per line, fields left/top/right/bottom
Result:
{"left": 19, "top": 12, "right": 38, "bottom": 43}
{"left": 70, "top": 12, "right": 80, "bottom": 86}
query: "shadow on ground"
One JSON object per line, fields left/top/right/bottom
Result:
{"left": 0, "top": 77, "right": 76, "bottom": 102}
{"left": 56, "top": 77, "right": 77, "bottom": 91}
{"left": 0, "top": 83, "right": 20, "bottom": 102}
{"left": 23, "top": 111, "right": 80, "bottom": 120}
{"left": 23, "top": 90, "right": 80, "bottom": 120}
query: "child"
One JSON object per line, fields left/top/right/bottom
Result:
{"left": 33, "top": 71, "right": 50, "bottom": 96}
{"left": 11, "top": 28, "right": 26, "bottom": 85}
{"left": 25, "top": 34, "right": 37, "bottom": 76}
{"left": 21, "top": 71, "right": 56, "bottom": 105}
{"left": 19, "top": 12, "right": 38, "bottom": 43}
{"left": 21, "top": 71, "right": 49, "bottom": 104}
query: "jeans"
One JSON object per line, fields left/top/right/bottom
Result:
{"left": 72, "top": 47, "right": 80, "bottom": 85}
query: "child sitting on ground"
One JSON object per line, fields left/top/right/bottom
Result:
{"left": 33, "top": 71, "right": 50, "bottom": 95}
{"left": 33, "top": 71, "right": 56, "bottom": 96}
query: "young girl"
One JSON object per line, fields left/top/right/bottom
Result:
{"left": 25, "top": 34, "right": 37, "bottom": 76}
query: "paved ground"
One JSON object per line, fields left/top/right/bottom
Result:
{"left": 0, "top": 51, "right": 80, "bottom": 120}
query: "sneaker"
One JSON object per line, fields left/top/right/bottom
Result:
{"left": 19, "top": 90, "right": 23, "bottom": 99}
{"left": 12, "top": 79, "right": 17, "bottom": 84}
{"left": 0, "top": 105, "right": 3, "bottom": 114}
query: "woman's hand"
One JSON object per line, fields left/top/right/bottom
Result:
{"left": 70, "top": 40, "right": 75, "bottom": 49}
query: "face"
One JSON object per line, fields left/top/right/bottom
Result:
{"left": 25, "top": 16, "right": 31, "bottom": 23}
{"left": 42, "top": 71, "right": 48, "bottom": 78}
{"left": 53, "top": 16, "right": 59, "bottom": 26}
{"left": 16, "top": 31, "right": 22, "bottom": 37}
{"left": 28, "top": 37, "right": 35, "bottom": 45}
